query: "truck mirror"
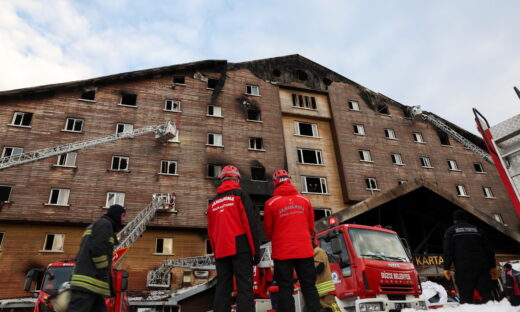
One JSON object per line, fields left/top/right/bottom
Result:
{"left": 121, "top": 270, "right": 129, "bottom": 291}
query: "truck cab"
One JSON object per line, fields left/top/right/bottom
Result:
{"left": 316, "top": 224, "right": 427, "bottom": 312}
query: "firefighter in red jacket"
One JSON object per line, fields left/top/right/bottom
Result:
{"left": 264, "top": 170, "right": 321, "bottom": 312}
{"left": 207, "top": 165, "right": 260, "bottom": 312}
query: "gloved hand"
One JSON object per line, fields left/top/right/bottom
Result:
{"left": 253, "top": 254, "right": 261, "bottom": 265}
{"left": 490, "top": 268, "right": 500, "bottom": 280}
{"left": 443, "top": 270, "right": 452, "bottom": 280}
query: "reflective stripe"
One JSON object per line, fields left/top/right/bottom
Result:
{"left": 92, "top": 255, "right": 108, "bottom": 263}
{"left": 108, "top": 237, "right": 115, "bottom": 244}
{"left": 94, "top": 260, "right": 109, "bottom": 269}
{"left": 82, "top": 229, "right": 92, "bottom": 237}
{"left": 71, "top": 274, "right": 110, "bottom": 296}
{"left": 316, "top": 280, "right": 335, "bottom": 295}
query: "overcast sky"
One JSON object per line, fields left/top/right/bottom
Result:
{"left": 1, "top": 0, "right": 519, "bottom": 133}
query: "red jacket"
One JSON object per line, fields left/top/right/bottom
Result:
{"left": 207, "top": 180, "right": 259, "bottom": 259}
{"left": 264, "top": 182, "right": 315, "bottom": 260}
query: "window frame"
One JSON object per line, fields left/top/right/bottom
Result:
{"left": 47, "top": 188, "right": 70, "bottom": 206}
{"left": 314, "top": 208, "right": 332, "bottom": 221}
{"left": 295, "top": 121, "right": 319, "bottom": 138}
{"left": 0, "top": 185, "right": 13, "bottom": 203}
{"left": 168, "top": 130, "right": 180, "bottom": 143}
{"left": 111, "top": 156, "right": 130, "bottom": 171}
{"left": 160, "top": 160, "right": 178, "bottom": 175}
{"left": 301, "top": 176, "right": 328, "bottom": 194}
{"left": 420, "top": 156, "right": 433, "bottom": 168}
{"left": 456, "top": 184, "right": 469, "bottom": 197}
{"left": 353, "top": 124, "right": 365, "bottom": 136}
{"left": 207, "top": 164, "right": 223, "bottom": 179}
{"left": 413, "top": 132, "right": 425, "bottom": 143}
{"left": 248, "top": 137, "right": 264, "bottom": 151}
{"left": 473, "top": 162, "right": 485, "bottom": 173}
{"left": 297, "top": 148, "right": 324, "bottom": 165}
{"left": 348, "top": 100, "right": 360, "bottom": 111}
{"left": 116, "top": 123, "right": 134, "bottom": 135}
{"left": 41, "top": 233, "right": 65, "bottom": 252}
{"left": 154, "top": 238, "right": 174, "bottom": 255}
{"left": 164, "top": 99, "right": 181, "bottom": 112}
{"left": 391, "top": 153, "right": 404, "bottom": 165}
{"left": 79, "top": 90, "right": 96, "bottom": 102}
{"left": 447, "top": 159, "right": 460, "bottom": 171}
{"left": 483, "top": 187, "right": 495, "bottom": 199}
{"left": 292, "top": 94, "right": 317, "bottom": 110}
{"left": 207, "top": 133, "right": 223, "bottom": 147}
{"left": 56, "top": 152, "right": 77, "bottom": 168}
{"left": 119, "top": 93, "right": 137, "bottom": 107}
{"left": 384, "top": 128, "right": 397, "bottom": 140}
{"left": 207, "top": 105, "right": 223, "bottom": 117}
{"left": 365, "top": 177, "right": 380, "bottom": 191}
{"left": 246, "top": 109, "right": 262, "bottom": 122}
{"left": 64, "top": 118, "right": 84, "bottom": 133}
{"left": 250, "top": 167, "right": 266, "bottom": 181}
{"left": 105, "top": 192, "right": 125, "bottom": 208}
{"left": 10, "top": 111, "right": 33, "bottom": 127}
{"left": 245, "top": 85, "right": 260, "bottom": 96}
{"left": 1, "top": 147, "right": 23, "bottom": 159}
{"left": 359, "top": 150, "right": 373, "bottom": 162}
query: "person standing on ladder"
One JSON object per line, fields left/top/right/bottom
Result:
{"left": 207, "top": 165, "right": 260, "bottom": 312}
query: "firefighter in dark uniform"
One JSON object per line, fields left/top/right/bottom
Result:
{"left": 264, "top": 170, "right": 321, "bottom": 312}
{"left": 207, "top": 165, "right": 260, "bottom": 312}
{"left": 442, "top": 209, "right": 499, "bottom": 304}
{"left": 67, "top": 204, "right": 126, "bottom": 312}
{"left": 503, "top": 263, "right": 520, "bottom": 306}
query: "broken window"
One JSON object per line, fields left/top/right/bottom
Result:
{"left": 207, "top": 105, "right": 222, "bottom": 117}
{"left": 64, "top": 118, "right": 84, "bottom": 132}
{"left": 384, "top": 128, "right": 396, "bottom": 139}
{"left": 0, "top": 185, "right": 12, "bottom": 202}
{"left": 413, "top": 132, "right": 424, "bottom": 143}
{"left": 365, "top": 178, "right": 379, "bottom": 190}
{"left": 111, "top": 156, "right": 129, "bottom": 171}
{"left": 437, "top": 131, "right": 451, "bottom": 146}
{"left": 483, "top": 187, "right": 495, "bottom": 199}
{"left": 173, "top": 76, "right": 185, "bottom": 84}
{"left": 56, "top": 152, "right": 77, "bottom": 167}
{"left": 155, "top": 238, "right": 173, "bottom": 255}
{"left": 348, "top": 101, "right": 360, "bottom": 111}
{"left": 391, "top": 153, "right": 404, "bottom": 165}
{"left": 447, "top": 160, "right": 459, "bottom": 171}
{"left": 456, "top": 185, "right": 468, "bottom": 197}
{"left": 313, "top": 208, "right": 332, "bottom": 221}
{"left": 2, "top": 147, "right": 23, "bottom": 158}
{"left": 359, "top": 150, "right": 372, "bottom": 162}
{"left": 249, "top": 138, "right": 264, "bottom": 150}
{"left": 160, "top": 160, "right": 177, "bottom": 175}
{"left": 0, "top": 232, "right": 4, "bottom": 249}
{"left": 301, "top": 176, "right": 328, "bottom": 194}
{"left": 246, "top": 85, "right": 260, "bottom": 96}
{"left": 116, "top": 123, "right": 133, "bottom": 134}
{"left": 473, "top": 162, "right": 485, "bottom": 173}
{"left": 207, "top": 78, "right": 218, "bottom": 89}
{"left": 207, "top": 164, "right": 223, "bottom": 178}
{"left": 120, "top": 93, "right": 137, "bottom": 106}
{"left": 378, "top": 105, "right": 389, "bottom": 115}
{"left": 80, "top": 90, "right": 95, "bottom": 101}
{"left": 106, "top": 192, "right": 125, "bottom": 207}
{"left": 292, "top": 94, "right": 317, "bottom": 110}
{"left": 353, "top": 124, "right": 365, "bottom": 136}
{"left": 251, "top": 167, "right": 266, "bottom": 181}
{"left": 42, "top": 234, "right": 65, "bottom": 252}
{"left": 47, "top": 188, "right": 70, "bottom": 205}
{"left": 297, "top": 148, "right": 323, "bottom": 165}
{"left": 295, "top": 121, "right": 319, "bottom": 137}
{"left": 247, "top": 109, "right": 261, "bottom": 121}
{"left": 420, "top": 156, "right": 433, "bottom": 168}
{"left": 165, "top": 99, "right": 181, "bottom": 112}
{"left": 11, "top": 112, "right": 33, "bottom": 127}
{"left": 207, "top": 133, "right": 223, "bottom": 146}
{"left": 168, "top": 130, "right": 180, "bottom": 143}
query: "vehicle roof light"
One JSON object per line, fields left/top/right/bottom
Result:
{"left": 328, "top": 217, "right": 338, "bottom": 227}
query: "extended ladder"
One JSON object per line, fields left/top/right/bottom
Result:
{"left": 410, "top": 106, "right": 493, "bottom": 163}
{"left": 0, "top": 121, "right": 176, "bottom": 171}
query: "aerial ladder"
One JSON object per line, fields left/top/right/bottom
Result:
{"left": 473, "top": 87, "right": 520, "bottom": 217}
{"left": 0, "top": 120, "right": 177, "bottom": 171}
{"left": 410, "top": 105, "right": 493, "bottom": 164}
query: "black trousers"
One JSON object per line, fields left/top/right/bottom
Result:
{"left": 66, "top": 289, "right": 108, "bottom": 312}
{"left": 214, "top": 252, "right": 254, "bottom": 312}
{"left": 274, "top": 257, "right": 321, "bottom": 312}
{"left": 455, "top": 269, "right": 492, "bottom": 304}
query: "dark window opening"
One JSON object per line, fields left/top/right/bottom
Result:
{"left": 297, "top": 122, "right": 314, "bottom": 136}
{"left": 173, "top": 76, "right": 185, "bottom": 84}
{"left": 249, "top": 138, "right": 263, "bottom": 150}
{"left": 208, "top": 164, "right": 222, "bottom": 178}
{"left": 323, "top": 78, "right": 332, "bottom": 86}
{"left": 251, "top": 167, "right": 266, "bottom": 181}
{"left": 0, "top": 186, "right": 12, "bottom": 202}
{"left": 403, "top": 107, "right": 413, "bottom": 118}
{"left": 296, "top": 70, "right": 308, "bottom": 81}
{"left": 314, "top": 208, "right": 331, "bottom": 221}
{"left": 80, "top": 90, "right": 95, "bottom": 101}
{"left": 365, "top": 178, "right": 378, "bottom": 190}
{"left": 304, "top": 177, "right": 327, "bottom": 194}
{"left": 0, "top": 232, "right": 4, "bottom": 248}
{"left": 156, "top": 239, "right": 164, "bottom": 253}
{"left": 44, "top": 235, "right": 55, "bottom": 250}
{"left": 298, "top": 149, "right": 322, "bottom": 165}
{"left": 378, "top": 105, "right": 389, "bottom": 115}
{"left": 207, "top": 78, "right": 218, "bottom": 89}
{"left": 474, "top": 162, "right": 485, "bottom": 173}
{"left": 13, "top": 112, "right": 33, "bottom": 126}
{"left": 121, "top": 93, "right": 137, "bottom": 106}
{"left": 247, "top": 109, "right": 261, "bottom": 121}
{"left": 437, "top": 131, "right": 451, "bottom": 146}
{"left": 272, "top": 69, "right": 281, "bottom": 77}
{"left": 50, "top": 190, "right": 60, "bottom": 204}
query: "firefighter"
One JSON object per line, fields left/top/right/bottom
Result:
{"left": 313, "top": 241, "right": 339, "bottom": 312}
{"left": 207, "top": 165, "right": 260, "bottom": 312}
{"left": 442, "top": 209, "right": 499, "bottom": 304}
{"left": 503, "top": 263, "right": 520, "bottom": 306}
{"left": 67, "top": 204, "right": 126, "bottom": 312}
{"left": 264, "top": 170, "right": 321, "bottom": 312}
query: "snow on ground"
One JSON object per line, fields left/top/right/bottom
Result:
{"left": 403, "top": 299, "right": 520, "bottom": 312}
